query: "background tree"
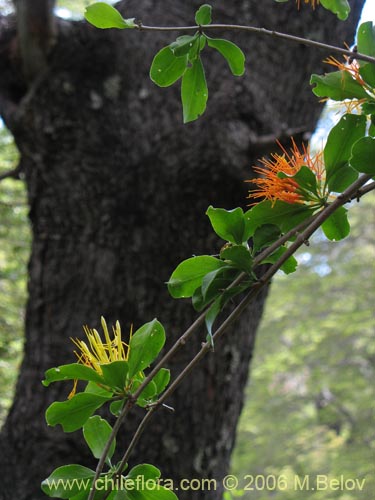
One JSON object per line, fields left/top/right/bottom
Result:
{"left": 0, "top": 1, "right": 365, "bottom": 499}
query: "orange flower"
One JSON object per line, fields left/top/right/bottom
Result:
{"left": 247, "top": 139, "right": 325, "bottom": 206}
{"left": 297, "top": 0, "right": 319, "bottom": 9}
{"left": 324, "top": 55, "right": 367, "bottom": 87}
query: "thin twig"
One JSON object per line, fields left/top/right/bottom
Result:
{"left": 136, "top": 23, "right": 375, "bottom": 64}
{"left": 0, "top": 165, "right": 22, "bottom": 182}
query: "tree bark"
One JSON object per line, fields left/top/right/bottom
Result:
{"left": 0, "top": 1, "right": 364, "bottom": 499}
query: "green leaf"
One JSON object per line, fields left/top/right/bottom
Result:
{"left": 46, "top": 393, "right": 110, "bottom": 432}
{"left": 324, "top": 114, "right": 367, "bottom": 187}
{"left": 41, "top": 464, "right": 95, "bottom": 498}
{"left": 310, "top": 71, "right": 369, "bottom": 101}
{"left": 195, "top": 4, "right": 212, "bottom": 25}
{"left": 328, "top": 165, "right": 358, "bottom": 192}
{"left": 170, "top": 35, "right": 199, "bottom": 57}
{"left": 220, "top": 245, "right": 253, "bottom": 273}
{"left": 207, "top": 37, "right": 245, "bottom": 76}
{"left": 85, "top": 380, "right": 113, "bottom": 397}
{"left": 42, "top": 363, "right": 104, "bottom": 387}
{"left": 181, "top": 56, "right": 208, "bottom": 123}
{"left": 206, "top": 206, "right": 250, "bottom": 244}
{"left": 152, "top": 368, "right": 171, "bottom": 395}
{"left": 128, "top": 320, "right": 165, "bottom": 378}
{"left": 357, "top": 22, "right": 375, "bottom": 58}
{"left": 120, "top": 464, "right": 178, "bottom": 499}
{"left": 288, "top": 165, "right": 318, "bottom": 195}
{"left": 150, "top": 47, "right": 187, "bottom": 88}
{"left": 133, "top": 379, "right": 157, "bottom": 407}
{"left": 261, "top": 247, "right": 298, "bottom": 275}
{"left": 110, "top": 399, "right": 125, "bottom": 417}
{"left": 84, "top": 3, "right": 135, "bottom": 29}
{"left": 252, "top": 224, "right": 281, "bottom": 253}
{"left": 319, "top": 0, "right": 350, "bottom": 20}
{"left": 192, "top": 267, "right": 238, "bottom": 311}
{"left": 350, "top": 136, "right": 375, "bottom": 175}
{"left": 100, "top": 361, "right": 128, "bottom": 392}
{"left": 201, "top": 266, "right": 232, "bottom": 300}
{"left": 168, "top": 255, "right": 225, "bottom": 298}
{"left": 359, "top": 63, "right": 375, "bottom": 89}
{"left": 322, "top": 206, "right": 350, "bottom": 241}
{"left": 83, "top": 416, "right": 116, "bottom": 463}
{"left": 245, "top": 201, "right": 313, "bottom": 235}
{"left": 205, "top": 296, "right": 222, "bottom": 342}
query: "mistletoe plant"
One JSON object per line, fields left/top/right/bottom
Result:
{"left": 41, "top": 2, "right": 375, "bottom": 499}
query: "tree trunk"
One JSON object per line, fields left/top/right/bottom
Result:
{"left": 0, "top": 1, "right": 364, "bottom": 499}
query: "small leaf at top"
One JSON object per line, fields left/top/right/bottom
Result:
{"left": 207, "top": 37, "right": 245, "bottom": 76}
{"left": 195, "top": 4, "right": 212, "bottom": 25}
{"left": 181, "top": 56, "right": 208, "bottom": 123}
{"left": 84, "top": 3, "right": 135, "bottom": 29}
{"left": 150, "top": 47, "right": 188, "bottom": 87}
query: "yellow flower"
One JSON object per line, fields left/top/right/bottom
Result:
{"left": 68, "top": 317, "right": 132, "bottom": 398}
{"left": 247, "top": 139, "right": 326, "bottom": 206}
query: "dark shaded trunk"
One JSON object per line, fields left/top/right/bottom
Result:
{"left": 0, "top": 1, "right": 364, "bottom": 499}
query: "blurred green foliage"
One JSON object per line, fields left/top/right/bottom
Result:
{"left": 230, "top": 196, "right": 375, "bottom": 499}
{"left": 0, "top": 126, "right": 30, "bottom": 424}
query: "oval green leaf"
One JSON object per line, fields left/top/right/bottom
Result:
{"left": 350, "top": 136, "right": 375, "bottom": 175}
{"left": 207, "top": 37, "right": 245, "bottom": 76}
{"left": 324, "top": 113, "right": 367, "bottom": 185}
{"left": 322, "top": 206, "right": 350, "bottom": 241}
{"left": 167, "top": 255, "right": 225, "bottom": 298}
{"left": 83, "top": 415, "right": 116, "bottom": 463}
{"left": 42, "top": 363, "right": 104, "bottom": 387}
{"left": 195, "top": 4, "right": 212, "bottom": 25}
{"left": 150, "top": 47, "right": 188, "bottom": 88}
{"left": 84, "top": 3, "right": 134, "bottom": 29}
{"left": 181, "top": 56, "right": 208, "bottom": 123}
{"left": 320, "top": 0, "right": 350, "bottom": 20}
{"left": 311, "top": 71, "right": 369, "bottom": 101}
{"left": 128, "top": 319, "right": 165, "bottom": 378}
{"left": 46, "top": 393, "right": 110, "bottom": 432}
{"left": 206, "top": 206, "right": 248, "bottom": 244}
{"left": 41, "top": 465, "right": 95, "bottom": 498}
{"left": 357, "top": 21, "right": 375, "bottom": 58}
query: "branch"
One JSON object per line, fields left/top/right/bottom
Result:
{"left": 136, "top": 23, "right": 375, "bottom": 64}
{"left": 0, "top": 164, "right": 22, "bottom": 181}
{"left": 14, "top": 0, "right": 56, "bottom": 80}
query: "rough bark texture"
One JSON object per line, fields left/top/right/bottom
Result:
{"left": 0, "top": 1, "right": 364, "bottom": 499}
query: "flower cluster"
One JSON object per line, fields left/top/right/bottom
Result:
{"left": 248, "top": 139, "right": 326, "bottom": 206}
{"left": 69, "top": 317, "right": 132, "bottom": 398}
